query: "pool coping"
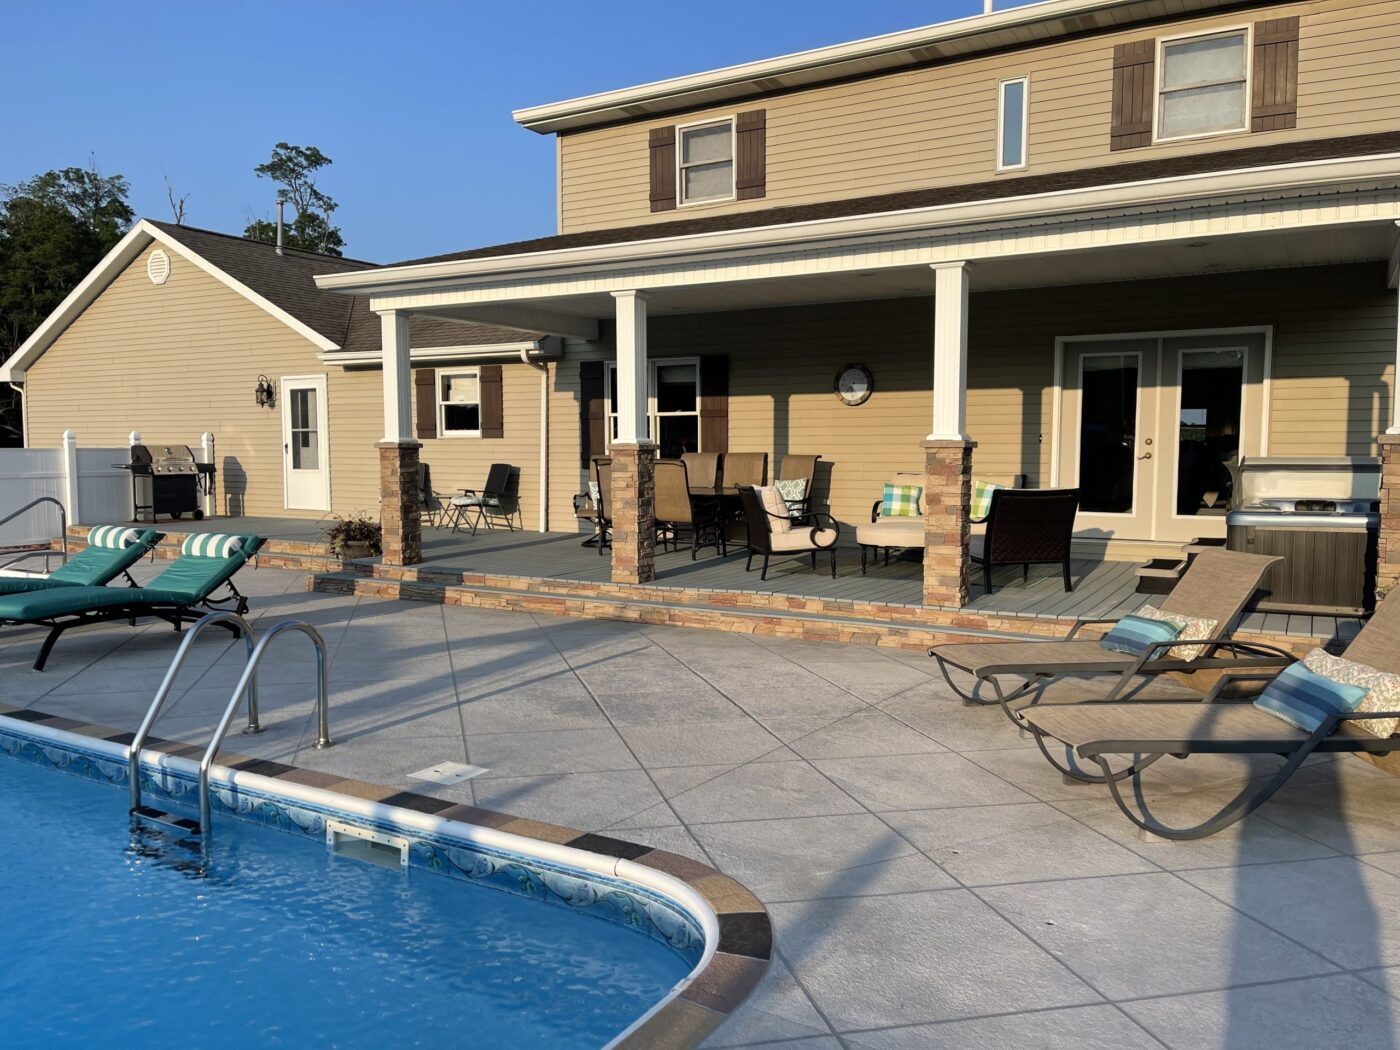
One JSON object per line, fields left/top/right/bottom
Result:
{"left": 0, "top": 704, "right": 771, "bottom": 1049}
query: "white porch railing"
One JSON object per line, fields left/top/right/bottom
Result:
{"left": 0, "top": 431, "right": 132, "bottom": 546}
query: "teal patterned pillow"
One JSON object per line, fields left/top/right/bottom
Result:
{"left": 1099, "top": 614, "right": 1181, "bottom": 657}
{"left": 1254, "top": 661, "right": 1369, "bottom": 734}
{"left": 881, "top": 483, "right": 922, "bottom": 518}
{"left": 970, "top": 480, "right": 1002, "bottom": 520}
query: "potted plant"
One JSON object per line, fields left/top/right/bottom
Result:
{"left": 323, "top": 511, "right": 382, "bottom": 560}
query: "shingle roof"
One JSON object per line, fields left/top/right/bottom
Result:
{"left": 365, "top": 130, "right": 1400, "bottom": 272}
{"left": 150, "top": 221, "right": 540, "bottom": 351}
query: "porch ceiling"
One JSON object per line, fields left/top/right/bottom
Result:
{"left": 411, "top": 222, "right": 1397, "bottom": 325}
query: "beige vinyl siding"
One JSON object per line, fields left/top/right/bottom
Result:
{"left": 542, "top": 263, "right": 1394, "bottom": 536}
{"left": 23, "top": 247, "right": 330, "bottom": 518}
{"left": 558, "top": 0, "right": 1400, "bottom": 232}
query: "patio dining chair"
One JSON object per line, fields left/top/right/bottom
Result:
{"left": 572, "top": 458, "right": 613, "bottom": 553}
{"left": 681, "top": 452, "right": 720, "bottom": 490}
{"left": 722, "top": 453, "right": 767, "bottom": 489}
{"left": 446, "top": 463, "right": 520, "bottom": 535}
{"left": 776, "top": 454, "right": 822, "bottom": 521}
{"left": 654, "top": 459, "right": 724, "bottom": 559}
{"left": 736, "top": 485, "right": 839, "bottom": 580}
{"left": 972, "top": 488, "right": 1080, "bottom": 594}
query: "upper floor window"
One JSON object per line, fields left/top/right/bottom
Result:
{"left": 997, "top": 77, "right": 1029, "bottom": 171}
{"left": 678, "top": 119, "right": 735, "bottom": 206}
{"left": 438, "top": 369, "right": 481, "bottom": 437}
{"left": 1156, "top": 29, "right": 1249, "bottom": 142}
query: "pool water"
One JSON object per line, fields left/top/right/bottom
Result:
{"left": 0, "top": 755, "right": 691, "bottom": 1048}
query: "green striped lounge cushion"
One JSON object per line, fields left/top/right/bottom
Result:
{"left": 1254, "top": 661, "right": 1369, "bottom": 734}
{"left": 180, "top": 533, "right": 246, "bottom": 559}
{"left": 880, "top": 483, "right": 923, "bottom": 518}
{"left": 1099, "top": 613, "right": 1182, "bottom": 657}
{"left": 87, "top": 525, "right": 141, "bottom": 549}
{"left": 970, "top": 480, "right": 1003, "bottom": 520}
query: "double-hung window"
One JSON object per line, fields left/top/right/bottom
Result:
{"left": 605, "top": 358, "right": 701, "bottom": 458}
{"left": 997, "top": 76, "right": 1029, "bottom": 171}
{"left": 438, "top": 369, "right": 481, "bottom": 437}
{"left": 1156, "top": 29, "right": 1249, "bottom": 142}
{"left": 677, "top": 119, "right": 735, "bottom": 206}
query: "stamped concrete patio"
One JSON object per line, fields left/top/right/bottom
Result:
{"left": 5, "top": 561, "right": 1400, "bottom": 1048}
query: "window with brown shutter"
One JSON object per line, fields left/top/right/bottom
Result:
{"left": 1111, "top": 40, "right": 1155, "bottom": 151}
{"left": 479, "top": 364, "right": 504, "bottom": 439}
{"left": 1252, "top": 17, "right": 1299, "bottom": 132}
{"left": 649, "top": 126, "right": 677, "bottom": 212}
{"left": 699, "top": 354, "right": 729, "bottom": 454}
{"left": 413, "top": 368, "right": 437, "bottom": 440}
{"left": 736, "top": 110, "right": 767, "bottom": 200}
{"left": 579, "top": 360, "right": 607, "bottom": 466}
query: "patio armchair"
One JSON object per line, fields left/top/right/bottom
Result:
{"left": 681, "top": 452, "right": 720, "bottom": 490}
{"left": 776, "top": 454, "right": 822, "bottom": 521}
{"left": 1021, "top": 589, "right": 1400, "bottom": 839}
{"left": 572, "top": 457, "right": 613, "bottom": 553}
{"left": 972, "top": 488, "right": 1080, "bottom": 594}
{"left": 736, "top": 485, "right": 839, "bottom": 581}
{"left": 857, "top": 471, "right": 926, "bottom": 573}
{"left": 0, "top": 532, "right": 265, "bottom": 670}
{"left": 928, "top": 547, "right": 1287, "bottom": 712}
{"left": 0, "top": 526, "right": 162, "bottom": 596}
{"left": 654, "top": 459, "right": 724, "bottom": 559}
{"left": 446, "top": 463, "right": 520, "bottom": 535}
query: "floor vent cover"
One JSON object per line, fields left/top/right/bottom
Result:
{"left": 326, "top": 818, "right": 409, "bottom": 870}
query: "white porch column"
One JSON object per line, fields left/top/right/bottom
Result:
{"left": 381, "top": 309, "right": 414, "bottom": 443}
{"left": 928, "top": 261, "right": 972, "bottom": 441}
{"left": 611, "top": 291, "right": 649, "bottom": 443}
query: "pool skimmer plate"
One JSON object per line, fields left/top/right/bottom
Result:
{"left": 407, "top": 761, "right": 488, "bottom": 785}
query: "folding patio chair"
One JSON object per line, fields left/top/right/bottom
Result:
{"left": 446, "top": 463, "right": 519, "bottom": 535}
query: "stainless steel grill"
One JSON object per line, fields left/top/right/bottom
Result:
{"left": 1225, "top": 456, "right": 1380, "bottom": 615}
{"left": 117, "top": 444, "right": 214, "bottom": 522}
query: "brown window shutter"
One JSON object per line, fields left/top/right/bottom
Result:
{"left": 1110, "top": 39, "right": 1155, "bottom": 151}
{"left": 1252, "top": 17, "right": 1300, "bottom": 132}
{"left": 579, "top": 360, "right": 606, "bottom": 466}
{"left": 699, "top": 354, "right": 729, "bottom": 454}
{"left": 479, "top": 364, "right": 504, "bottom": 439}
{"left": 736, "top": 110, "right": 767, "bottom": 201}
{"left": 649, "top": 126, "right": 677, "bottom": 213}
{"left": 413, "top": 368, "right": 437, "bottom": 440}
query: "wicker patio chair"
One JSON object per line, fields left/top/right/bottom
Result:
{"left": 655, "top": 459, "right": 724, "bottom": 559}
{"left": 1022, "top": 591, "right": 1400, "bottom": 839}
{"left": 736, "top": 485, "right": 839, "bottom": 580}
{"left": 929, "top": 547, "right": 1289, "bottom": 709}
{"left": 972, "top": 488, "right": 1080, "bottom": 594}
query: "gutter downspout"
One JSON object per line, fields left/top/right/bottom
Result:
{"left": 8, "top": 381, "right": 27, "bottom": 447}
{"left": 522, "top": 348, "right": 549, "bottom": 533}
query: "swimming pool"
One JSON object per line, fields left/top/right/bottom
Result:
{"left": 0, "top": 718, "right": 722, "bottom": 1048}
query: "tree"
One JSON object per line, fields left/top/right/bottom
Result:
{"left": 242, "top": 142, "right": 345, "bottom": 256}
{"left": 0, "top": 160, "right": 133, "bottom": 445}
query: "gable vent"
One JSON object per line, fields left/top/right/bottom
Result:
{"left": 147, "top": 249, "right": 171, "bottom": 286}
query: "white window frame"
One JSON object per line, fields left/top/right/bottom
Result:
{"left": 604, "top": 356, "right": 703, "bottom": 451}
{"left": 436, "top": 366, "right": 482, "bottom": 438}
{"left": 1153, "top": 26, "right": 1252, "bottom": 145}
{"left": 676, "top": 117, "right": 736, "bottom": 208}
{"left": 996, "top": 76, "right": 1030, "bottom": 172}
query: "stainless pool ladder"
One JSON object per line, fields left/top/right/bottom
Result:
{"left": 128, "top": 612, "right": 333, "bottom": 840}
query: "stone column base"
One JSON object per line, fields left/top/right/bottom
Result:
{"left": 923, "top": 439, "right": 975, "bottom": 608}
{"left": 1379, "top": 434, "right": 1400, "bottom": 598}
{"left": 609, "top": 442, "right": 656, "bottom": 585}
{"left": 378, "top": 440, "right": 423, "bottom": 567}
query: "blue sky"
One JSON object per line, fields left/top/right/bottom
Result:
{"left": 3, "top": 0, "right": 1036, "bottom": 262}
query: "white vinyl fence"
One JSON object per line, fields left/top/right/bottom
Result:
{"left": 0, "top": 431, "right": 132, "bottom": 546}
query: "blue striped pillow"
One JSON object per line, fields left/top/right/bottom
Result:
{"left": 1254, "top": 662, "right": 1369, "bottom": 734}
{"left": 1099, "top": 614, "right": 1181, "bottom": 657}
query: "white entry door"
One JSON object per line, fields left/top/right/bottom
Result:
{"left": 280, "top": 375, "right": 330, "bottom": 511}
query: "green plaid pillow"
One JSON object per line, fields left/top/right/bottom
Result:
{"left": 970, "top": 480, "right": 1003, "bottom": 520}
{"left": 881, "top": 483, "right": 922, "bottom": 518}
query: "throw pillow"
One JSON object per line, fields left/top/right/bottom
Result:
{"left": 1099, "top": 614, "right": 1182, "bottom": 658}
{"left": 1303, "top": 648, "right": 1400, "bottom": 739}
{"left": 755, "top": 485, "right": 794, "bottom": 533}
{"left": 587, "top": 481, "right": 601, "bottom": 507}
{"left": 776, "top": 477, "right": 808, "bottom": 518}
{"left": 970, "top": 480, "right": 1002, "bottom": 520}
{"left": 881, "top": 483, "right": 923, "bottom": 518}
{"left": 1253, "top": 661, "right": 1369, "bottom": 734}
{"left": 1134, "top": 604, "right": 1218, "bottom": 662}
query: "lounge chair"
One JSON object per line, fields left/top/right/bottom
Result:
{"left": 1022, "top": 593, "right": 1400, "bottom": 839}
{"left": 0, "top": 526, "right": 161, "bottom": 595}
{"left": 736, "top": 485, "right": 839, "bottom": 580}
{"left": 0, "top": 532, "right": 265, "bottom": 670}
{"left": 972, "top": 488, "right": 1080, "bottom": 593}
{"left": 928, "top": 548, "right": 1288, "bottom": 708}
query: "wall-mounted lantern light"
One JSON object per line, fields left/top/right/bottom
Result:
{"left": 255, "top": 375, "right": 275, "bottom": 409}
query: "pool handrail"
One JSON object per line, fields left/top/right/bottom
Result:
{"left": 0, "top": 496, "right": 67, "bottom": 574}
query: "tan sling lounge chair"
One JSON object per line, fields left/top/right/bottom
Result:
{"left": 929, "top": 548, "right": 1289, "bottom": 708}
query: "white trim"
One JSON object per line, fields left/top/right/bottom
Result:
{"left": 279, "top": 373, "right": 332, "bottom": 512}
{"left": 1152, "top": 25, "right": 1252, "bottom": 146}
{"left": 676, "top": 116, "right": 737, "bottom": 208}
{"left": 319, "top": 341, "right": 544, "bottom": 367}
{"left": 435, "top": 366, "right": 483, "bottom": 439}
{"left": 314, "top": 154, "right": 1400, "bottom": 295}
{"left": 2, "top": 219, "right": 340, "bottom": 382}
{"left": 996, "top": 76, "right": 1030, "bottom": 173}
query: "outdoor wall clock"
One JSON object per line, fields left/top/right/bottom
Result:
{"left": 835, "top": 363, "right": 874, "bottom": 406}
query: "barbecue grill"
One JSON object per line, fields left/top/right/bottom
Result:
{"left": 1225, "top": 455, "right": 1380, "bottom": 615}
{"left": 117, "top": 444, "right": 214, "bottom": 523}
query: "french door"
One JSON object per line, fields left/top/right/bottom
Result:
{"left": 280, "top": 375, "right": 330, "bottom": 511}
{"left": 1057, "top": 330, "right": 1267, "bottom": 543}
